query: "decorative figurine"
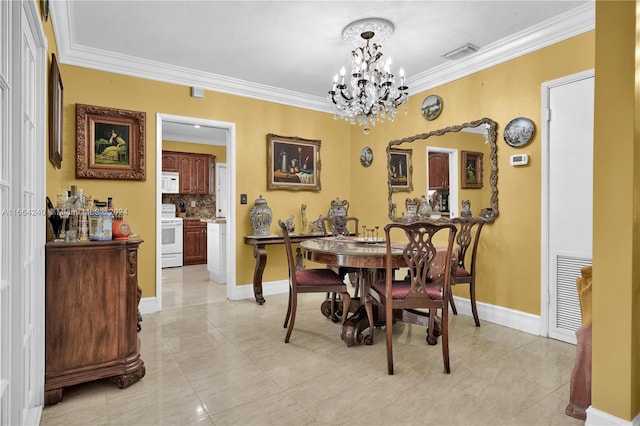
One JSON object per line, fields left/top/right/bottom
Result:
{"left": 309, "top": 215, "right": 324, "bottom": 234}
{"left": 301, "top": 204, "right": 307, "bottom": 235}
{"left": 284, "top": 215, "right": 296, "bottom": 234}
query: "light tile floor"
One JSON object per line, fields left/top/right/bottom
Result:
{"left": 41, "top": 265, "right": 584, "bottom": 425}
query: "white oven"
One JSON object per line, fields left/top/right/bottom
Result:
{"left": 161, "top": 204, "right": 183, "bottom": 268}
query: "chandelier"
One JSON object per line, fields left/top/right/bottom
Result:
{"left": 328, "top": 18, "right": 409, "bottom": 134}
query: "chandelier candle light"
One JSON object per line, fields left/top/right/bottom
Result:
{"left": 329, "top": 18, "right": 409, "bottom": 134}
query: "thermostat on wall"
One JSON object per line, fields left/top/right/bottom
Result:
{"left": 510, "top": 154, "right": 529, "bottom": 166}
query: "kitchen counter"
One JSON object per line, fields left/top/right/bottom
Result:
{"left": 207, "top": 222, "right": 226, "bottom": 283}
{"left": 200, "top": 218, "right": 226, "bottom": 224}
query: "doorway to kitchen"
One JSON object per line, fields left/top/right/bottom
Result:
{"left": 154, "top": 114, "right": 236, "bottom": 312}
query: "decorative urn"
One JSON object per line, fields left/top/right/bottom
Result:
{"left": 249, "top": 195, "right": 273, "bottom": 236}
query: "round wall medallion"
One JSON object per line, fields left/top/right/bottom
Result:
{"left": 421, "top": 95, "right": 443, "bottom": 121}
{"left": 360, "top": 146, "right": 373, "bottom": 167}
{"left": 504, "top": 117, "right": 535, "bottom": 147}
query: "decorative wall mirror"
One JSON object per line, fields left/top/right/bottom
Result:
{"left": 386, "top": 118, "right": 498, "bottom": 223}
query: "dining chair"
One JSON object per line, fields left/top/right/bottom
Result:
{"left": 369, "top": 221, "right": 457, "bottom": 375}
{"left": 321, "top": 215, "right": 359, "bottom": 237}
{"left": 450, "top": 217, "right": 487, "bottom": 327}
{"left": 279, "top": 220, "right": 351, "bottom": 343}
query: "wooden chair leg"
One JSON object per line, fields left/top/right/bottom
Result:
{"left": 469, "top": 280, "right": 480, "bottom": 327}
{"left": 283, "top": 288, "right": 292, "bottom": 328}
{"left": 449, "top": 291, "right": 458, "bottom": 315}
{"left": 386, "top": 303, "right": 394, "bottom": 375}
{"left": 441, "top": 308, "right": 450, "bottom": 374}
{"left": 284, "top": 292, "right": 297, "bottom": 343}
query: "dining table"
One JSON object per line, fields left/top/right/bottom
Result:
{"left": 300, "top": 235, "right": 457, "bottom": 347}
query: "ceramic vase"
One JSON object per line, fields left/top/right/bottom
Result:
{"left": 250, "top": 195, "right": 273, "bottom": 236}
{"left": 112, "top": 219, "right": 131, "bottom": 240}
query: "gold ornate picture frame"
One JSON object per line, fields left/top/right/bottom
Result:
{"left": 267, "top": 134, "right": 321, "bottom": 191}
{"left": 76, "top": 104, "right": 146, "bottom": 180}
{"left": 48, "top": 54, "right": 63, "bottom": 169}
{"left": 389, "top": 148, "right": 413, "bottom": 192}
{"left": 461, "top": 150, "right": 483, "bottom": 189}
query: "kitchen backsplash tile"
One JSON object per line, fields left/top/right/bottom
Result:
{"left": 162, "top": 194, "right": 217, "bottom": 218}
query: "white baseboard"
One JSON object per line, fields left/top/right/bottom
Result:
{"left": 451, "top": 295, "right": 541, "bottom": 335}
{"left": 586, "top": 406, "right": 640, "bottom": 426}
{"left": 139, "top": 297, "right": 158, "bottom": 314}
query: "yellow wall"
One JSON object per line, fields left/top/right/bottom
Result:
{"left": 592, "top": 1, "right": 640, "bottom": 420}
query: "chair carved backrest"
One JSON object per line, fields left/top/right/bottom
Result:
{"left": 322, "top": 215, "right": 359, "bottom": 236}
{"left": 451, "top": 217, "right": 486, "bottom": 273}
{"left": 392, "top": 222, "right": 457, "bottom": 300}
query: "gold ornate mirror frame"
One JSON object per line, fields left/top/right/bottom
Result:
{"left": 386, "top": 117, "right": 499, "bottom": 223}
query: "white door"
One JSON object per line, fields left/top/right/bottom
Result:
{"left": 1, "top": 1, "right": 46, "bottom": 424}
{"left": 542, "top": 71, "right": 594, "bottom": 344}
{"left": 216, "top": 163, "right": 228, "bottom": 218}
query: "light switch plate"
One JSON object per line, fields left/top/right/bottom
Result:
{"left": 240, "top": 194, "right": 247, "bottom": 204}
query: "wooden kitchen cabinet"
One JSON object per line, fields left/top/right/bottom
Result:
{"left": 183, "top": 220, "right": 207, "bottom": 265}
{"left": 428, "top": 152, "right": 450, "bottom": 190}
{"left": 162, "top": 151, "right": 180, "bottom": 172}
{"left": 164, "top": 151, "right": 215, "bottom": 195}
{"left": 44, "top": 240, "right": 145, "bottom": 405}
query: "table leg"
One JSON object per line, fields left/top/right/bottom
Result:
{"left": 340, "top": 268, "right": 378, "bottom": 346}
{"left": 251, "top": 244, "right": 267, "bottom": 305}
{"left": 363, "top": 268, "right": 377, "bottom": 345}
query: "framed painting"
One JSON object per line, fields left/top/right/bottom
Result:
{"left": 461, "top": 150, "right": 483, "bottom": 189}
{"left": 76, "top": 104, "right": 146, "bottom": 180}
{"left": 389, "top": 148, "right": 413, "bottom": 192}
{"left": 267, "top": 134, "right": 320, "bottom": 191}
{"left": 48, "top": 53, "right": 63, "bottom": 169}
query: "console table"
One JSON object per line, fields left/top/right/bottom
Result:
{"left": 44, "top": 239, "right": 145, "bottom": 405}
{"left": 244, "top": 233, "right": 323, "bottom": 304}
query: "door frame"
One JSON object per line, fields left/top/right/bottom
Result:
{"left": 539, "top": 69, "right": 594, "bottom": 338}
{"left": 426, "top": 146, "right": 459, "bottom": 218}
{"left": 155, "top": 114, "right": 236, "bottom": 309}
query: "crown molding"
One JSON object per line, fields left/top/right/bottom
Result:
{"left": 409, "top": 2, "right": 594, "bottom": 94}
{"left": 50, "top": 1, "right": 594, "bottom": 113}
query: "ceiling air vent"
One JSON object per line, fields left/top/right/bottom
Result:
{"left": 443, "top": 43, "right": 480, "bottom": 60}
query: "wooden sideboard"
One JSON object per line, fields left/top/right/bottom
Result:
{"left": 44, "top": 239, "right": 145, "bottom": 405}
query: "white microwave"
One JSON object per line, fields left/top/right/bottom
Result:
{"left": 161, "top": 172, "right": 180, "bottom": 194}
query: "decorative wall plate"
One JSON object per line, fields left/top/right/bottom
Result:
{"left": 503, "top": 117, "right": 535, "bottom": 147}
{"left": 421, "top": 95, "right": 443, "bottom": 121}
{"left": 360, "top": 146, "right": 373, "bottom": 167}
